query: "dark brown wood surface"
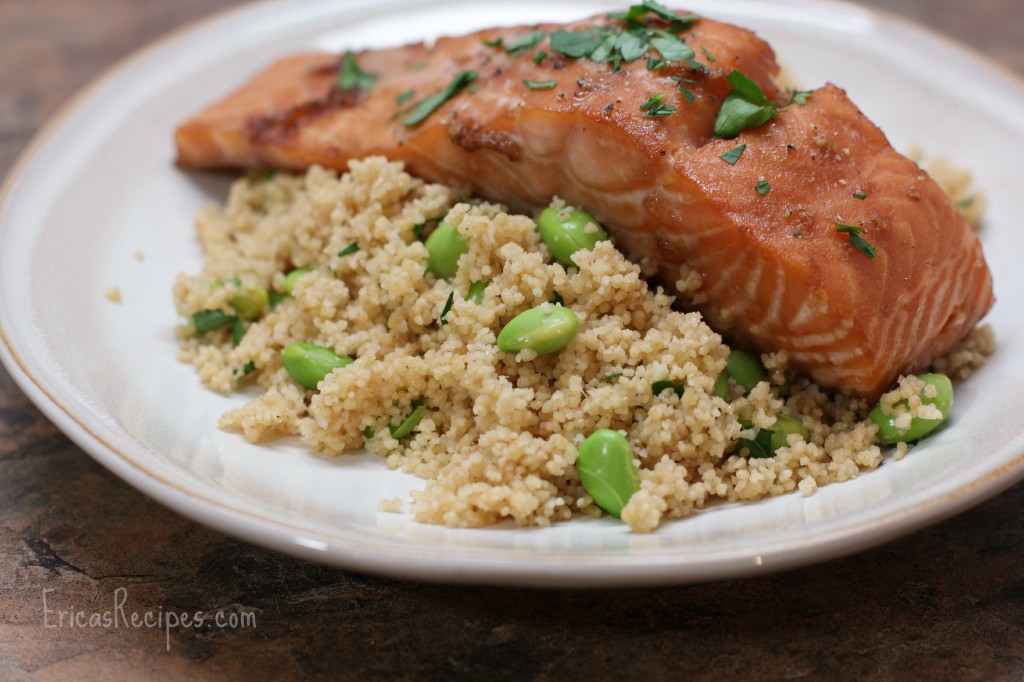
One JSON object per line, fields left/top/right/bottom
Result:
{"left": 1, "top": 1, "right": 1021, "bottom": 679}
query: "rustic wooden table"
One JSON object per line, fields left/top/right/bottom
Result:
{"left": 1, "top": 1, "right": 1021, "bottom": 679}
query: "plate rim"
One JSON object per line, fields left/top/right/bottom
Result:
{"left": 2, "top": 0, "right": 1024, "bottom": 587}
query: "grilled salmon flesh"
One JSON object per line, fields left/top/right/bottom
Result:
{"left": 175, "top": 10, "right": 993, "bottom": 399}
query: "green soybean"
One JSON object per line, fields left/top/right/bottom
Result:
{"left": 712, "top": 370, "right": 731, "bottom": 400}
{"left": 283, "top": 267, "right": 313, "bottom": 295}
{"left": 281, "top": 342, "right": 353, "bottom": 390}
{"left": 229, "top": 284, "right": 269, "bottom": 321}
{"left": 496, "top": 304, "right": 579, "bottom": 355}
{"left": 466, "top": 280, "right": 488, "bottom": 304}
{"left": 769, "top": 414, "right": 810, "bottom": 452}
{"left": 389, "top": 403, "right": 427, "bottom": 439}
{"left": 537, "top": 204, "right": 608, "bottom": 266}
{"left": 576, "top": 429, "right": 641, "bottom": 519}
{"left": 870, "top": 373, "right": 953, "bottom": 444}
{"left": 726, "top": 349, "right": 767, "bottom": 392}
{"left": 424, "top": 221, "right": 468, "bottom": 279}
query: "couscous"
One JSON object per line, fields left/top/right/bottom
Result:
{"left": 174, "top": 157, "right": 991, "bottom": 532}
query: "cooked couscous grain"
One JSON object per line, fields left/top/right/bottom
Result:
{"left": 174, "top": 158, "right": 990, "bottom": 532}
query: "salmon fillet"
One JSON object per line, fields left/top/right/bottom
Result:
{"left": 175, "top": 11, "right": 993, "bottom": 399}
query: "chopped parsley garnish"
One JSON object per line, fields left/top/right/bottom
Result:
{"left": 832, "top": 221, "right": 877, "bottom": 259}
{"left": 262, "top": 170, "right": 278, "bottom": 182}
{"left": 853, "top": 192, "right": 867, "bottom": 200}
{"left": 956, "top": 195, "right": 977, "bottom": 209}
{"left": 389, "top": 401, "right": 427, "bottom": 439}
{"left": 599, "top": 371, "right": 623, "bottom": 382}
{"left": 231, "top": 317, "right": 245, "bottom": 346}
{"left": 439, "top": 291, "right": 455, "bottom": 326}
{"left": 192, "top": 309, "right": 236, "bottom": 335}
{"left": 337, "top": 243, "right": 359, "bottom": 257}
{"left": 671, "top": 76, "right": 696, "bottom": 103}
{"left": 755, "top": 179, "right": 771, "bottom": 195}
{"left": 788, "top": 89, "right": 813, "bottom": 105}
{"left": 402, "top": 70, "right": 478, "bottom": 126}
{"left": 533, "top": 50, "right": 547, "bottom": 64}
{"left": 411, "top": 216, "right": 444, "bottom": 242}
{"left": 610, "top": 0, "right": 699, "bottom": 32}
{"left": 719, "top": 144, "right": 747, "bottom": 165}
{"left": 241, "top": 361, "right": 256, "bottom": 376}
{"left": 506, "top": 30, "right": 547, "bottom": 55}
{"left": 551, "top": 290, "right": 565, "bottom": 306}
{"left": 700, "top": 45, "right": 716, "bottom": 62}
{"left": 652, "top": 379, "right": 685, "bottom": 397}
{"left": 523, "top": 79, "right": 558, "bottom": 90}
{"left": 482, "top": 36, "right": 503, "bottom": 48}
{"left": 363, "top": 426, "right": 376, "bottom": 439}
{"left": 395, "top": 89, "right": 415, "bottom": 105}
{"left": 337, "top": 52, "right": 376, "bottom": 92}
{"left": 713, "top": 70, "right": 778, "bottom": 139}
{"left": 640, "top": 93, "right": 677, "bottom": 117}
{"left": 551, "top": 28, "right": 606, "bottom": 58}
{"left": 550, "top": 4, "right": 698, "bottom": 73}
{"left": 650, "top": 34, "right": 694, "bottom": 62}
{"left": 268, "top": 291, "right": 285, "bottom": 309}
{"left": 737, "top": 427, "right": 774, "bottom": 459}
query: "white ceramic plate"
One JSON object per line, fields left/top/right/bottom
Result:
{"left": 2, "top": 0, "right": 1023, "bottom": 587}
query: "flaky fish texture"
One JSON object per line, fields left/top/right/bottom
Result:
{"left": 175, "top": 11, "right": 993, "bottom": 399}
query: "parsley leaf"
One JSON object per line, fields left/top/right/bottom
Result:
{"left": 192, "top": 309, "right": 236, "bottom": 335}
{"left": 506, "top": 30, "right": 547, "bottom": 55}
{"left": 727, "top": 70, "right": 770, "bottom": 105}
{"left": 639, "top": 93, "right": 677, "bottom": 118}
{"left": 439, "top": 291, "right": 455, "bottom": 325}
{"left": 650, "top": 34, "right": 695, "bottom": 62}
{"left": 482, "top": 36, "right": 503, "bottom": 48}
{"left": 700, "top": 45, "right": 716, "bottom": 62}
{"left": 652, "top": 379, "right": 685, "bottom": 397}
{"left": 337, "top": 52, "right": 376, "bottom": 92}
{"left": 853, "top": 192, "right": 867, "bottom": 200}
{"left": 599, "top": 371, "right": 623, "bottom": 382}
{"left": 719, "top": 144, "right": 747, "bottom": 165}
{"left": 533, "top": 50, "right": 547, "bottom": 64}
{"left": 737, "top": 428, "right": 775, "bottom": 459}
{"left": 231, "top": 317, "right": 246, "bottom": 346}
{"left": 714, "top": 92, "right": 774, "bottom": 138}
{"left": 337, "top": 243, "right": 359, "bottom": 257}
{"left": 523, "top": 79, "right": 558, "bottom": 90}
{"left": 402, "top": 71, "right": 478, "bottom": 126}
{"left": 713, "top": 70, "right": 778, "bottom": 138}
{"left": 755, "top": 179, "right": 771, "bottom": 195}
{"left": 395, "top": 89, "right": 415, "bottom": 105}
{"left": 832, "top": 221, "right": 877, "bottom": 259}
{"left": 550, "top": 28, "right": 605, "bottom": 58}
{"left": 788, "top": 89, "right": 813, "bottom": 105}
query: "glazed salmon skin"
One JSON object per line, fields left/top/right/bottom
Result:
{"left": 175, "top": 8, "right": 993, "bottom": 399}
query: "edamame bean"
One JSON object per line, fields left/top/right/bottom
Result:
{"left": 769, "top": 414, "right": 810, "bottom": 452}
{"left": 229, "top": 284, "right": 269, "bottom": 321}
{"left": 712, "top": 371, "right": 731, "bottom": 400}
{"left": 537, "top": 204, "right": 608, "bottom": 266}
{"left": 725, "top": 349, "right": 767, "bottom": 392}
{"left": 283, "top": 267, "right": 313, "bottom": 295}
{"left": 281, "top": 342, "right": 353, "bottom": 390}
{"left": 576, "top": 429, "right": 641, "bottom": 519}
{"left": 424, "top": 222, "right": 468, "bottom": 279}
{"left": 466, "top": 280, "right": 488, "bottom": 304}
{"left": 496, "top": 304, "right": 579, "bottom": 355}
{"left": 870, "top": 373, "right": 953, "bottom": 444}
{"left": 389, "top": 403, "right": 427, "bottom": 439}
